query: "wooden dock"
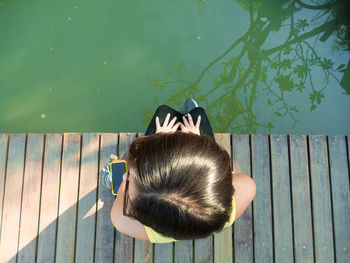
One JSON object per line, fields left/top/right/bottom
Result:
{"left": 0, "top": 133, "right": 349, "bottom": 263}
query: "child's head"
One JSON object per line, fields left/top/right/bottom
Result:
{"left": 126, "top": 132, "right": 234, "bottom": 240}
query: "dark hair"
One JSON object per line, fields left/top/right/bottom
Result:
{"left": 127, "top": 132, "right": 234, "bottom": 240}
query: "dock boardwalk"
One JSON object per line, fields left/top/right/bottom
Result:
{"left": 0, "top": 133, "right": 349, "bottom": 263}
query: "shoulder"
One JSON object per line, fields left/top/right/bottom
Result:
{"left": 231, "top": 172, "right": 256, "bottom": 220}
{"left": 110, "top": 182, "right": 150, "bottom": 241}
{"left": 232, "top": 172, "right": 256, "bottom": 192}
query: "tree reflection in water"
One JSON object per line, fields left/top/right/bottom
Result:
{"left": 141, "top": 0, "right": 350, "bottom": 133}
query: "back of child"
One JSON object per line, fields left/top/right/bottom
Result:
{"left": 108, "top": 99, "right": 256, "bottom": 243}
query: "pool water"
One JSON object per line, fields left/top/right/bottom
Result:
{"left": 0, "top": 0, "right": 349, "bottom": 134}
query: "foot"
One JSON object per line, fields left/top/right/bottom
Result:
{"left": 183, "top": 98, "right": 199, "bottom": 114}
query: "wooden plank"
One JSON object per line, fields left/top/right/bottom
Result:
{"left": 134, "top": 241, "right": 153, "bottom": 263}
{"left": 309, "top": 135, "right": 334, "bottom": 263}
{"left": 289, "top": 135, "right": 313, "bottom": 262}
{"left": 0, "top": 134, "right": 9, "bottom": 231}
{"left": 213, "top": 133, "right": 233, "bottom": 263}
{"left": 174, "top": 240, "right": 193, "bottom": 263}
{"left": 55, "top": 133, "right": 81, "bottom": 263}
{"left": 114, "top": 133, "right": 135, "bottom": 263}
{"left": 154, "top": 243, "right": 172, "bottom": 263}
{"left": 0, "top": 133, "right": 26, "bottom": 263}
{"left": 75, "top": 133, "right": 99, "bottom": 262}
{"left": 134, "top": 132, "right": 154, "bottom": 263}
{"left": 95, "top": 133, "right": 118, "bottom": 263}
{"left": 17, "top": 134, "right": 44, "bottom": 263}
{"left": 270, "top": 135, "right": 293, "bottom": 262}
{"left": 37, "top": 134, "right": 62, "bottom": 263}
{"left": 327, "top": 136, "right": 350, "bottom": 262}
{"left": 232, "top": 134, "right": 253, "bottom": 263}
{"left": 346, "top": 135, "right": 350, "bottom": 176}
{"left": 348, "top": 135, "right": 350, "bottom": 175}
{"left": 194, "top": 236, "right": 212, "bottom": 263}
{"left": 251, "top": 134, "right": 273, "bottom": 263}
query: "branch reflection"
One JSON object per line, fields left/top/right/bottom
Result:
{"left": 142, "top": 0, "right": 350, "bottom": 133}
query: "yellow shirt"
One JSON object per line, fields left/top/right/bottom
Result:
{"left": 144, "top": 196, "right": 236, "bottom": 243}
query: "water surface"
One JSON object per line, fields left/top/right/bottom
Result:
{"left": 0, "top": 0, "right": 349, "bottom": 134}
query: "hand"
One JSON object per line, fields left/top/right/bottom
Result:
{"left": 109, "top": 154, "right": 118, "bottom": 161}
{"left": 180, "top": 113, "right": 201, "bottom": 135}
{"left": 155, "top": 113, "right": 181, "bottom": 133}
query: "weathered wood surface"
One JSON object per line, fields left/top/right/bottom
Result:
{"left": 0, "top": 133, "right": 348, "bottom": 263}
{"left": 327, "top": 136, "right": 350, "bottom": 262}
{"left": 56, "top": 133, "right": 81, "bottom": 263}
{"left": 37, "top": 134, "right": 62, "bottom": 262}
{"left": 75, "top": 133, "right": 99, "bottom": 262}
{"left": 251, "top": 134, "right": 273, "bottom": 263}
{"left": 232, "top": 134, "right": 253, "bottom": 263}
{"left": 174, "top": 240, "right": 192, "bottom": 263}
{"left": 95, "top": 133, "right": 118, "bottom": 263}
{"left": 289, "top": 135, "right": 313, "bottom": 262}
{"left": 309, "top": 135, "right": 335, "bottom": 263}
{"left": 0, "top": 134, "right": 26, "bottom": 263}
{"left": 270, "top": 135, "right": 294, "bottom": 263}
{"left": 17, "top": 134, "right": 44, "bottom": 263}
{"left": 0, "top": 134, "right": 9, "bottom": 236}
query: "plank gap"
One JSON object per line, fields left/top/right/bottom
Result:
{"left": 172, "top": 241, "right": 175, "bottom": 263}
{"left": 132, "top": 237, "right": 135, "bottom": 263}
{"left": 113, "top": 133, "right": 120, "bottom": 263}
{"left": 287, "top": 135, "right": 296, "bottom": 262}
{"left": 212, "top": 232, "right": 214, "bottom": 263}
{"left": 54, "top": 133, "right": 65, "bottom": 261}
{"left": 326, "top": 136, "right": 337, "bottom": 263}
{"left": 34, "top": 134, "right": 46, "bottom": 263}
{"left": 230, "top": 134, "right": 234, "bottom": 263}
{"left": 0, "top": 134, "right": 9, "bottom": 238}
{"left": 74, "top": 133, "right": 83, "bottom": 262}
{"left": 93, "top": 133, "right": 101, "bottom": 263}
{"left": 306, "top": 135, "right": 317, "bottom": 263}
{"left": 16, "top": 134, "right": 28, "bottom": 261}
{"left": 346, "top": 136, "right": 350, "bottom": 187}
{"left": 268, "top": 135, "right": 276, "bottom": 263}
{"left": 249, "top": 134, "right": 255, "bottom": 263}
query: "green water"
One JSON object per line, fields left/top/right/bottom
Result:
{"left": 0, "top": 0, "right": 349, "bottom": 134}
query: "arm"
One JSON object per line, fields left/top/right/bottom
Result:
{"left": 110, "top": 180, "right": 149, "bottom": 241}
{"left": 109, "top": 113, "right": 186, "bottom": 240}
{"left": 232, "top": 172, "right": 256, "bottom": 220}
